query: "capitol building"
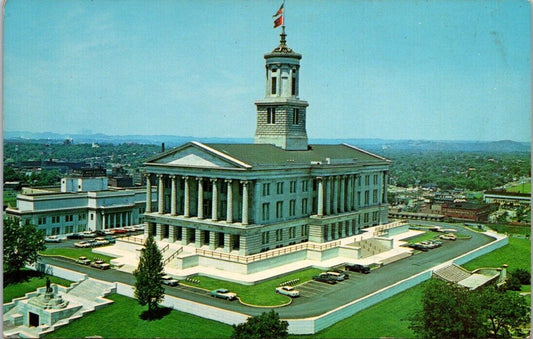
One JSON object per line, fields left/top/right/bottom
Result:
{"left": 138, "top": 28, "right": 392, "bottom": 275}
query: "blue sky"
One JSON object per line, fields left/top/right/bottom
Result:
{"left": 4, "top": 0, "right": 531, "bottom": 142}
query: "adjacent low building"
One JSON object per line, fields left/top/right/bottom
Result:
{"left": 5, "top": 169, "right": 155, "bottom": 236}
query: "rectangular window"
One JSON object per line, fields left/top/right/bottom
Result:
{"left": 301, "top": 180, "right": 309, "bottom": 192}
{"left": 65, "top": 215, "right": 73, "bottom": 222}
{"left": 262, "top": 203, "right": 270, "bottom": 221}
{"left": 373, "top": 211, "right": 379, "bottom": 222}
{"left": 271, "top": 77, "right": 277, "bottom": 94}
{"left": 364, "top": 213, "right": 369, "bottom": 223}
{"left": 357, "top": 192, "right": 361, "bottom": 207}
{"left": 365, "top": 175, "right": 370, "bottom": 186}
{"left": 90, "top": 213, "right": 94, "bottom": 221}
{"left": 261, "top": 231, "right": 270, "bottom": 245}
{"left": 373, "top": 189, "right": 378, "bottom": 204}
{"left": 289, "top": 199, "right": 296, "bottom": 216}
{"left": 51, "top": 216, "right": 60, "bottom": 224}
{"left": 275, "top": 229, "right": 283, "bottom": 241}
{"left": 291, "top": 76, "right": 296, "bottom": 95}
{"left": 38, "top": 217, "right": 46, "bottom": 225}
{"left": 301, "top": 198, "right": 308, "bottom": 214}
{"left": 300, "top": 225, "right": 308, "bottom": 236}
{"left": 292, "top": 108, "right": 299, "bottom": 124}
{"left": 276, "top": 201, "right": 283, "bottom": 218}
{"left": 364, "top": 191, "right": 369, "bottom": 205}
{"left": 373, "top": 174, "right": 378, "bottom": 185}
{"left": 262, "top": 183, "right": 270, "bottom": 196}
{"left": 289, "top": 226, "right": 296, "bottom": 239}
{"left": 267, "top": 107, "right": 276, "bottom": 124}
{"left": 289, "top": 180, "right": 297, "bottom": 193}
{"left": 65, "top": 225, "right": 74, "bottom": 234}
{"left": 276, "top": 182, "right": 284, "bottom": 195}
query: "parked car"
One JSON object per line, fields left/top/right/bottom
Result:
{"left": 95, "top": 230, "right": 106, "bottom": 236}
{"left": 75, "top": 256, "right": 91, "bottom": 265}
{"left": 210, "top": 288, "right": 237, "bottom": 300}
{"left": 45, "top": 235, "right": 61, "bottom": 243}
{"left": 113, "top": 228, "right": 127, "bottom": 234}
{"left": 82, "top": 231, "right": 96, "bottom": 238}
{"left": 409, "top": 243, "right": 429, "bottom": 252}
{"left": 67, "top": 233, "right": 84, "bottom": 240}
{"left": 104, "top": 236, "right": 116, "bottom": 244}
{"left": 161, "top": 275, "right": 179, "bottom": 286}
{"left": 74, "top": 241, "right": 92, "bottom": 248}
{"left": 90, "top": 260, "right": 111, "bottom": 270}
{"left": 94, "top": 237, "right": 110, "bottom": 246}
{"left": 345, "top": 264, "right": 371, "bottom": 274}
{"left": 327, "top": 270, "right": 349, "bottom": 280}
{"left": 439, "top": 233, "right": 457, "bottom": 241}
{"left": 275, "top": 286, "right": 300, "bottom": 297}
{"left": 312, "top": 273, "right": 337, "bottom": 284}
{"left": 104, "top": 230, "right": 115, "bottom": 235}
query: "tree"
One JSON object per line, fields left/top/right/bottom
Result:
{"left": 408, "top": 279, "right": 485, "bottom": 338}
{"left": 479, "top": 286, "right": 530, "bottom": 338}
{"left": 3, "top": 217, "right": 46, "bottom": 282}
{"left": 232, "top": 310, "right": 288, "bottom": 339}
{"left": 133, "top": 233, "right": 165, "bottom": 318}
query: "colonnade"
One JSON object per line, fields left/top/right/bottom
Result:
{"left": 145, "top": 174, "right": 251, "bottom": 225}
{"left": 101, "top": 210, "right": 135, "bottom": 229}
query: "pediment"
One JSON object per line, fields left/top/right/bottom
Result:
{"left": 146, "top": 142, "right": 250, "bottom": 169}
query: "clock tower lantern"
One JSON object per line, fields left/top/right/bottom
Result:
{"left": 254, "top": 27, "right": 309, "bottom": 151}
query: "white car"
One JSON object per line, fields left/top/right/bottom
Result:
{"left": 45, "top": 235, "right": 61, "bottom": 243}
{"left": 74, "top": 241, "right": 92, "bottom": 248}
{"left": 275, "top": 286, "right": 300, "bottom": 297}
{"left": 439, "top": 233, "right": 457, "bottom": 241}
{"left": 210, "top": 288, "right": 237, "bottom": 300}
{"left": 161, "top": 275, "right": 179, "bottom": 286}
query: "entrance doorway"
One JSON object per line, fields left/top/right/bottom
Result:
{"left": 29, "top": 312, "right": 39, "bottom": 327}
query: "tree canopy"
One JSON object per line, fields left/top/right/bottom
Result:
{"left": 133, "top": 233, "right": 165, "bottom": 318}
{"left": 3, "top": 217, "right": 46, "bottom": 282}
{"left": 232, "top": 310, "right": 288, "bottom": 339}
{"left": 409, "top": 279, "right": 530, "bottom": 338}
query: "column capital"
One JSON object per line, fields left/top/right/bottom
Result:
{"left": 210, "top": 178, "right": 218, "bottom": 183}
{"left": 182, "top": 176, "right": 189, "bottom": 180}
{"left": 240, "top": 180, "right": 249, "bottom": 185}
{"left": 144, "top": 173, "right": 152, "bottom": 179}
{"left": 196, "top": 176, "right": 204, "bottom": 181}
{"left": 157, "top": 174, "right": 164, "bottom": 179}
{"left": 169, "top": 175, "right": 176, "bottom": 180}
{"left": 225, "top": 179, "right": 233, "bottom": 183}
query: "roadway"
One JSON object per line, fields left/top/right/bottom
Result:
{"left": 40, "top": 223, "right": 494, "bottom": 319}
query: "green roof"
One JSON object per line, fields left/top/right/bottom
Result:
{"left": 204, "top": 143, "right": 390, "bottom": 167}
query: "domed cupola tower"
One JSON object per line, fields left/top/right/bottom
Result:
{"left": 254, "top": 27, "right": 309, "bottom": 151}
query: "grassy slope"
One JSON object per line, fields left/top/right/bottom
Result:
{"left": 3, "top": 271, "right": 73, "bottom": 303}
{"left": 41, "top": 247, "right": 115, "bottom": 262}
{"left": 188, "top": 268, "right": 323, "bottom": 306}
{"left": 46, "top": 294, "right": 233, "bottom": 338}
{"left": 462, "top": 237, "right": 531, "bottom": 271}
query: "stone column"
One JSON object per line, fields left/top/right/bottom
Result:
{"left": 346, "top": 175, "right": 353, "bottom": 212}
{"left": 317, "top": 177, "right": 324, "bottom": 217}
{"left": 197, "top": 177, "right": 204, "bottom": 219}
{"left": 156, "top": 223, "right": 162, "bottom": 240}
{"left": 332, "top": 176, "right": 338, "bottom": 214}
{"left": 224, "top": 233, "right": 231, "bottom": 252}
{"left": 195, "top": 229, "right": 202, "bottom": 248}
{"left": 340, "top": 176, "right": 346, "bottom": 212}
{"left": 101, "top": 212, "right": 106, "bottom": 229}
{"left": 211, "top": 178, "right": 218, "bottom": 221}
{"left": 145, "top": 174, "right": 152, "bottom": 213}
{"left": 157, "top": 174, "right": 164, "bottom": 214}
{"left": 241, "top": 180, "right": 249, "bottom": 225}
{"left": 170, "top": 175, "right": 177, "bottom": 216}
{"left": 226, "top": 179, "right": 233, "bottom": 223}
{"left": 183, "top": 176, "right": 190, "bottom": 217}
{"left": 325, "top": 177, "right": 331, "bottom": 215}
{"left": 169, "top": 225, "right": 176, "bottom": 242}
{"left": 181, "top": 228, "right": 189, "bottom": 245}
{"left": 209, "top": 232, "right": 216, "bottom": 250}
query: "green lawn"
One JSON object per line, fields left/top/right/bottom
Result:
{"left": 488, "top": 223, "right": 531, "bottom": 236}
{"left": 3, "top": 270, "right": 73, "bottom": 303}
{"left": 462, "top": 237, "right": 531, "bottom": 271}
{"left": 41, "top": 247, "right": 115, "bottom": 262}
{"left": 507, "top": 181, "right": 531, "bottom": 194}
{"left": 293, "top": 282, "right": 423, "bottom": 338}
{"left": 403, "top": 230, "right": 441, "bottom": 244}
{"left": 186, "top": 268, "right": 323, "bottom": 306}
{"left": 45, "top": 294, "right": 233, "bottom": 338}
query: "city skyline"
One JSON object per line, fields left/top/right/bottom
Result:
{"left": 4, "top": 0, "right": 531, "bottom": 142}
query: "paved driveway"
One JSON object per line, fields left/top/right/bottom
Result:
{"left": 40, "top": 224, "right": 495, "bottom": 318}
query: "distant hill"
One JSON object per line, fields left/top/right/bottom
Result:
{"left": 4, "top": 131, "right": 530, "bottom": 153}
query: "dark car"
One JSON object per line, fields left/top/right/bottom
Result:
{"left": 67, "top": 233, "right": 84, "bottom": 240}
{"left": 312, "top": 273, "right": 337, "bottom": 284}
{"left": 345, "top": 264, "right": 371, "bottom": 274}
{"left": 95, "top": 230, "right": 106, "bottom": 236}
{"left": 408, "top": 243, "right": 429, "bottom": 252}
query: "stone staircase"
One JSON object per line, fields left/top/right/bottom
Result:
{"left": 354, "top": 238, "right": 390, "bottom": 258}
{"left": 433, "top": 264, "right": 472, "bottom": 283}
